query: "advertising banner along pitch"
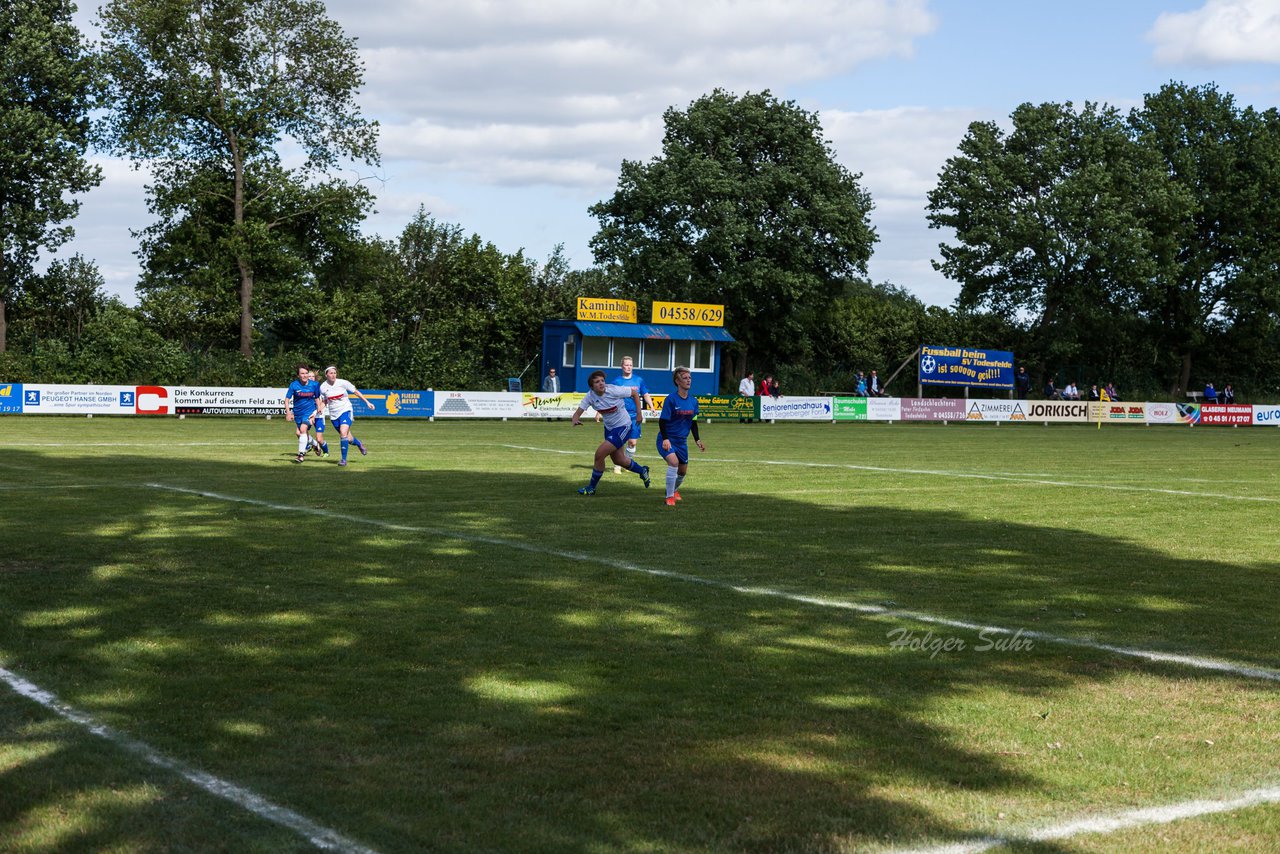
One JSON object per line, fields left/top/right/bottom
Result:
{"left": 919, "top": 345, "right": 1015, "bottom": 389}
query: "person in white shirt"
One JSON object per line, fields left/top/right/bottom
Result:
{"left": 738, "top": 372, "right": 756, "bottom": 423}
{"left": 319, "top": 365, "right": 374, "bottom": 466}
{"left": 570, "top": 371, "right": 650, "bottom": 495}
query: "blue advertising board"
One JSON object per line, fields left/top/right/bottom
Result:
{"left": 0, "top": 383, "right": 22, "bottom": 413}
{"left": 919, "top": 345, "right": 1014, "bottom": 389}
{"left": 360, "top": 389, "right": 435, "bottom": 418}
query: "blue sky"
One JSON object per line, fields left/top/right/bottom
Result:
{"left": 66, "top": 0, "right": 1280, "bottom": 308}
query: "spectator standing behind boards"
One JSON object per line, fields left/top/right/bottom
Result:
{"left": 1044, "top": 379, "right": 1060, "bottom": 399}
{"left": 1204, "top": 381, "right": 1218, "bottom": 403}
{"left": 1015, "top": 366, "right": 1031, "bottom": 399}
{"left": 1223, "top": 383, "right": 1235, "bottom": 404}
{"left": 855, "top": 372, "right": 868, "bottom": 396}
{"left": 738, "top": 372, "right": 755, "bottom": 423}
{"left": 761, "top": 374, "right": 781, "bottom": 398}
{"left": 1105, "top": 382, "right": 1119, "bottom": 401}
{"left": 1088, "top": 384, "right": 1101, "bottom": 401}
{"left": 1062, "top": 382, "right": 1077, "bottom": 400}
{"left": 543, "top": 367, "right": 561, "bottom": 393}
{"left": 869, "top": 370, "right": 882, "bottom": 396}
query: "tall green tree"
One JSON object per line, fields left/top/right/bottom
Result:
{"left": 135, "top": 163, "right": 371, "bottom": 351}
{"left": 1129, "top": 83, "right": 1280, "bottom": 393}
{"left": 96, "top": 0, "right": 379, "bottom": 358}
{"left": 927, "top": 101, "right": 1167, "bottom": 383}
{"left": 590, "top": 89, "right": 877, "bottom": 376}
{"left": 11, "top": 254, "right": 106, "bottom": 347}
{"left": 0, "top": 0, "right": 101, "bottom": 351}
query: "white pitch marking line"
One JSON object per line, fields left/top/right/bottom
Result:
{"left": 145, "top": 483, "right": 1280, "bottom": 685}
{"left": 0, "top": 484, "right": 104, "bottom": 491}
{"left": 0, "top": 665, "right": 379, "bottom": 854}
{"left": 894, "top": 783, "right": 1280, "bottom": 853}
{"left": 494, "top": 444, "right": 1280, "bottom": 503}
{"left": 14, "top": 445, "right": 254, "bottom": 450}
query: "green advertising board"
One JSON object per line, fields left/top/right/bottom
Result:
{"left": 695, "top": 394, "right": 759, "bottom": 421}
{"left": 833, "top": 397, "right": 867, "bottom": 421}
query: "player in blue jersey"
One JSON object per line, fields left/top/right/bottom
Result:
{"left": 571, "top": 370, "right": 651, "bottom": 495}
{"left": 285, "top": 363, "right": 323, "bottom": 463}
{"left": 656, "top": 366, "right": 705, "bottom": 506}
{"left": 609, "top": 355, "right": 653, "bottom": 473}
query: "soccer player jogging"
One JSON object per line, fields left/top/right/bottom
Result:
{"left": 307, "top": 369, "right": 329, "bottom": 457}
{"left": 318, "top": 365, "right": 374, "bottom": 466}
{"left": 571, "top": 370, "right": 651, "bottom": 495}
{"left": 610, "top": 355, "right": 653, "bottom": 473}
{"left": 656, "top": 366, "right": 705, "bottom": 506}
{"left": 285, "top": 363, "right": 323, "bottom": 463}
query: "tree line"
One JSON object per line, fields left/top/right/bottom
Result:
{"left": 3, "top": 0, "right": 1278, "bottom": 399}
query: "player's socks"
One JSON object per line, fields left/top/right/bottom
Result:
{"left": 589, "top": 468, "right": 604, "bottom": 489}
{"left": 627, "top": 460, "right": 645, "bottom": 475}
{"left": 341, "top": 438, "right": 350, "bottom": 462}
{"left": 298, "top": 434, "right": 309, "bottom": 455}
{"left": 675, "top": 474, "right": 685, "bottom": 492}
{"left": 353, "top": 437, "right": 367, "bottom": 455}
{"left": 666, "top": 467, "right": 678, "bottom": 498}
{"left": 320, "top": 441, "right": 329, "bottom": 454}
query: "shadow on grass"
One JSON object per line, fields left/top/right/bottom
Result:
{"left": 1, "top": 446, "right": 1275, "bottom": 852}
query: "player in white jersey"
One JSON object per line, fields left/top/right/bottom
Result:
{"left": 318, "top": 365, "right": 374, "bottom": 466}
{"left": 307, "top": 369, "right": 328, "bottom": 457}
{"left": 570, "top": 370, "right": 651, "bottom": 495}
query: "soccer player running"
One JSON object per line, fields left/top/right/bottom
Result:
{"left": 307, "top": 369, "right": 329, "bottom": 457}
{"left": 610, "top": 355, "right": 653, "bottom": 474}
{"left": 318, "top": 365, "right": 374, "bottom": 466}
{"left": 656, "top": 366, "right": 705, "bottom": 507}
{"left": 285, "top": 363, "right": 323, "bottom": 463}
{"left": 571, "top": 370, "right": 651, "bottom": 495}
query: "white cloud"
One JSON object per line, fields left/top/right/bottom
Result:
{"left": 823, "top": 107, "right": 980, "bottom": 304}
{"left": 336, "top": 0, "right": 937, "bottom": 123}
{"left": 37, "top": 157, "right": 151, "bottom": 302}
{"left": 1148, "top": 0, "right": 1280, "bottom": 65}
{"left": 65, "top": 0, "right": 948, "bottom": 303}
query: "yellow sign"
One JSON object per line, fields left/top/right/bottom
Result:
{"left": 577, "top": 297, "right": 637, "bottom": 323}
{"left": 651, "top": 301, "right": 725, "bottom": 326}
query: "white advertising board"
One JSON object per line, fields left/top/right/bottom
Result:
{"left": 760, "top": 396, "right": 834, "bottom": 421}
{"left": 434, "top": 391, "right": 524, "bottom": 418}
{"left": 20, "top": 384, "right": 144, "bottom": 414}
{"left": 1254, "top": 404, "right": 1280, "bottom": 426}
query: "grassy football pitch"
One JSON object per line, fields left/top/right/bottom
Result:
{"left": 2, "top": 416, "right": 1279, "bottom": 853}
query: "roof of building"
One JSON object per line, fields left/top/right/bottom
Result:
{"left": 568, "top": 320, "right": 734, "bottom": 342}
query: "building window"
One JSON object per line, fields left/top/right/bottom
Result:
{"left": 688, "top": 341, "right": 714, "bottom": 371}
{"left": 610, "top": 338, "right": 643, "bottom": 368}
{"left": 581, "top": 337, "right": 610, "bottom": 367}
{"left": 641, "top": 340, "right": 672, "bottom": 370}
{"left": 563, "top": 339, "right": 575, "bottom": 366}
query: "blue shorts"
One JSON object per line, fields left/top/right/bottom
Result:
{"left": 333, "top": 411, "right": 353, "bottom": 429}
{"left": 603, "top": 423, "right": 630, "bottom": 449}
{"left": 314, "top": 416, "right": 326, "bottom": 433}
{"left": 294, "top": 414, "right": 316, "bottom": 429}
{"left": 657, "top": 436, "right": 689, "bottom": 464}
{"left": 627, "top": 418, "right": 642, "bottom": 442}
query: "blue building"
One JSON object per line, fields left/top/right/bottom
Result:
{"left": 541, "top": 319, "right": 734, "bottom": 396}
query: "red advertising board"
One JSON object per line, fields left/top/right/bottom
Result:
{"left": 1200, "top": 404, "right": 1252, "bottom": 426}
